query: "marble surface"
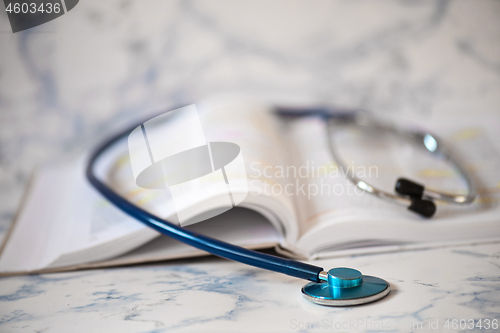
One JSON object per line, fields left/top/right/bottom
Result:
{"left": 1, "top": 0, "right": 500, "bottom": 332}
{"left": 0, "top": 243, "right": 499, "bottom": 332}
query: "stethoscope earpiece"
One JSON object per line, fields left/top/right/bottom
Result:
{"left": 396, "top": 178, "right": 436, "bottom": 218}
{"left": 323, "top": 112, "right": 477, "bottom": 218}
{"left": 408, "top": 197, "right": 436, "bottom": 218}
{"left": 302, "top": 267, "right": 390, "bottom": 306}
{"left": 395, "top": 178, "right": 425, "bottom": 197}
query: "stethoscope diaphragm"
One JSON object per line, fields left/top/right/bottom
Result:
{"left": 301, "top": 267, "right": 390, "bottom": 306}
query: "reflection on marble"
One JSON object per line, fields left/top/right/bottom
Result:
{"left": 0, "top": 243, "right": 499, "bottom": 332}
{"left": 1, "top": 0, "right": 500, "bottom": 331}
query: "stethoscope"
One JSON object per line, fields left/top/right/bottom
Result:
{"left": 277, "top": 107, "right": 477, "bottom": 217}
{"left": 86, "top": 106, "right": 476, "bottom": 306}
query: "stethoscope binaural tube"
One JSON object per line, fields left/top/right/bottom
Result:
{"left": 326, "top": 112, "right": 477, "bottom": 217}
{"left": 276, "top": 107, "right": 477, "bottom": 218}
{"left": 86, "top": 107, "right": 391, "bottom": 307}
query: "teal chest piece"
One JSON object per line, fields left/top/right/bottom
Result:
{"left": 302, "top": 267, "right": 390, "bottom": 306}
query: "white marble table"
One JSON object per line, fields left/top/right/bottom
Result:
{"left": 0, "top": 243, "right": 499, "bottom": 332}
{"left": 1, "top": 0, "right": 500, "bottom": 332}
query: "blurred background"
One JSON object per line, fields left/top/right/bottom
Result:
{"left": 0, "top": 0, "right": 499, "bottom": 240}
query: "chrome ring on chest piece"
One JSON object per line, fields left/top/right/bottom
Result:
{"left": 302, "top": 267, "right": 391, "bottom": 306}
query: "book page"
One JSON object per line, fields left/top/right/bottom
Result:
{"left": 101, "top": 97, "right": 300, "bottom": 243}
{"left": 0, "top": 98, "right": 299, "bottom": 273}
{"left": 111, "top": 208, "right": 279, "bottom": 265}
{"left": 0, "top": 158, "right": 154, "bottom": 273}
{"left": 283, "top": 115, "right": 500, "bottom": 255}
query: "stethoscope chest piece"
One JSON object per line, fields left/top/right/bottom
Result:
{"left": 302, "top": 267, "right": 390, "bottom": 306}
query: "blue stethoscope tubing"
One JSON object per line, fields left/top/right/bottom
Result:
{"left": 85, "top": 116, "right": 324, "bottom": 283}
{"left": 84, "top": 103, "right": 476, "bottom": 305}
{"left": 86, "top": 107, "right": 394, "bottom": 306}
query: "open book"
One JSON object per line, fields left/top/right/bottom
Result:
{"left": 1, "top": 98, "right": 500, "bottom": 275}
